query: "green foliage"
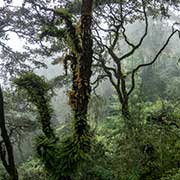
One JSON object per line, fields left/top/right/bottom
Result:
{"left": 13, "top": 72, "right": 50, "bottom": 106}
{"left": 14, "top": 72, "right": 54, "bottom": 138}
{"left": 1, "top": 92, "right": 178, "bottom": 180}
{"left": 34, "top": 133, "right": 91, "bottom": 179}
{"left": 55, "top": 8, "right": 73, "bottom": 20}
{"left": 160, "top": 168, "right": 180, "bottom": 180}
{"left": 35, "top": 135, "right": 58, "bottom": 172}
{"left": 18, "top": 159, "right": 49, "bottom": 180}
{"left": 0, "top": 163, "right": 8, "bottom": 180}
{"left": 10, "top": 70, "right": 180, "bottom": 180}
{"left": 94, "top": 96, "right": 180, "bottom": 180}
{"left": 2, "top": 0, "right": 180, "bottom": 180}
{"left": 80, "top": 141, "right": 114, "bottom": 180}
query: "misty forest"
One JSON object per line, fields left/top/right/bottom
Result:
{"left": 0, "top": 0, "right": 180, "bottom": 179}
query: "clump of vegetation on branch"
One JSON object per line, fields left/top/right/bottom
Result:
{"left": 14, "top": 72, "right": 92, "bottom": 179}
{"left": 14, "top": 72, "right": 54, "bottom": 139}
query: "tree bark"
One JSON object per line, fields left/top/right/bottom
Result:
{"left": 69, "top": 0, "right": 93, "bottom": 150}
{"left": 0, "top": 86, "right": 18, "bottom": 180}
{"left": 122, "top": 99, "right": 129, "bottom": 118}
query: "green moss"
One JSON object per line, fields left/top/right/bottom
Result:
{"left": 14, "top": 72, "right": 54, "bottom": 138}
{"left": 55, "top": 8, "right": 72, "bottom": 20}
{"left": 65, "top": 32, "right": 78, "bottom": 54}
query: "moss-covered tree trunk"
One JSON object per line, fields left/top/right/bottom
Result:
{"left": 69, "top": 0, "right": 93, "bottom": 151}
{"left": 0, "top": 86, "right": 18, "bottom": 180}
{"left": 14, "top": 73, "right": 55, "bottom": 139}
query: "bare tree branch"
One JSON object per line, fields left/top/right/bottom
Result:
{"left": 119, "top": 0, "right": 148, "bottom": 61}
{"left": 128, "top": 29, "right": 180, "bottom": 96}
{"left": 120, "top": 3, "right": 135, "bottom": 48}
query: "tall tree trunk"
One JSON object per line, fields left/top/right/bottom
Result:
{"left": 69, "top": 0, "right": 93, "bottom": 150}
{"left": 64, "top": 1, "right": 94, "bottom": 178}
{"left": 0, "top": 86, "right": 18, "bottom": 180}
{"left": 122, "top": 98, "right": 129, "bottom": 118}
